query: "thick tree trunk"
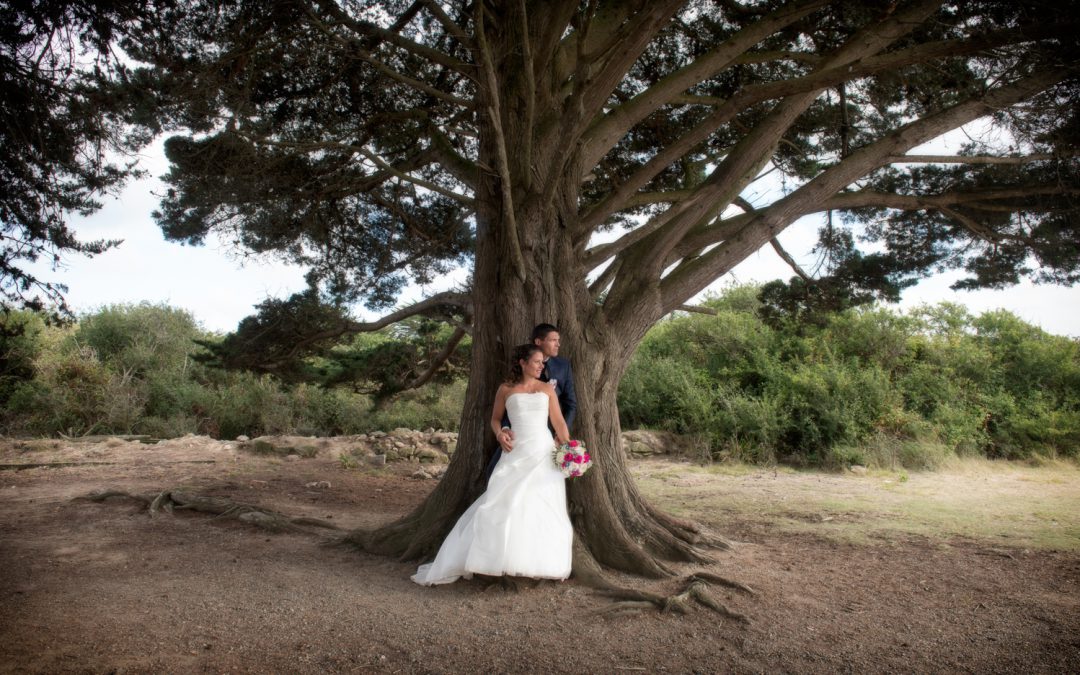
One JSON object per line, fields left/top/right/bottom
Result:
{"left": 346, "top": 202, "right": 727, "bottom": 577}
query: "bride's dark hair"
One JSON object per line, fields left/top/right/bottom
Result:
{"left": 508, "top": 343, "right": 542, "bottom": 382}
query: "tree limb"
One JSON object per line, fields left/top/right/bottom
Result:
{"left": 357, "top": 147, "right": 475, "bottom": 205}
{"left": 274, "top": 291, "right": 472, "bottom": 364}
{"left": 311, "top": 0, "right": 475, "bottom": 78}
{"left": 582, "top": 0, "right": 827, "bottom": 165}
{"left": 302, "top": 6, "right": 473, "bottom": 107}
{"left": 656, "top": 65, "right": 1072, "bottom": 313}
{"left": 885, "top": 153, "right": 1060, "bottom": 165}
{"left": 770, "top": 237, "right": 812, "bottom": 281}
{"left": 476, "top": 2, "right": 526, "bottom": 282}
{"left": 576, "top": 18, "right": 1078, "bottom": 238}
{"left": 400, "top": 325, "right": 469, "bottom": 391}
{"left": 936, "top": 205, "right": 1035, "bottom": 245}
{"left": 419, "top": 0, "right": 474, "bottom": 49}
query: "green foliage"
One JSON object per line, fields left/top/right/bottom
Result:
{"left": 5, "top": 294, "right": 1077, "bottom": 472}
{"left": 0, "top": 303, "right": 466, "bottom": 439}
{"left": 620, "top": 286, "right": 1080, "bottom": 467}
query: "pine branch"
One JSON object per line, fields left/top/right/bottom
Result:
{"left": 310, "top": 0, "right": 475, "bottom": 78}
{"left": 655, "top": 65, "right": 1073, "bottom": 314}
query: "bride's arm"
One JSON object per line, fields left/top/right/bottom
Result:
{"left": 491, "top": 385, "right": 511, "bottom": 445}
{"left": 547, "top": 389, "right": 570, "bottom": 445}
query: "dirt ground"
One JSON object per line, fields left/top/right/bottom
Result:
{"left": 1, "top": 436, "right": 1077, "bottom": 674}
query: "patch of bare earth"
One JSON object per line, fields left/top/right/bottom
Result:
{"left": 0, "top": 438, "right": 1077, "bottom": 673}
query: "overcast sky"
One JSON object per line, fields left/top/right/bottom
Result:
{"left": 29, "top": 138, "right": 1080, "bottom": 338}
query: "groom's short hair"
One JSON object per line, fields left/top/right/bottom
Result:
{"left": 531, "top": 323, "right": 559, "bottom": 342}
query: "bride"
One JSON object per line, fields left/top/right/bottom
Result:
{"left": 411, "top": 344, "right": 573, "bottom": 585}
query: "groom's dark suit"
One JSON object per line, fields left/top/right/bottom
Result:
{"left": 483, "top": 355, "right": 577, "bottom": 483}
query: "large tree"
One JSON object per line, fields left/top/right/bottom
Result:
{"left": 123, "top": 0, "right": 1078, "bottom": 577}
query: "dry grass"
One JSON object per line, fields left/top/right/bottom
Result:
{"left": 632, "top": 456, "right": 1080, "bottom": 551}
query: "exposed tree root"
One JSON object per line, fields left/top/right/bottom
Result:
{"left": 569, "top": 536, "right": 754, "bottom": 622}
{"left": 76, "top": 489, "right": 340, "bottom": 535}
{"left": 593, "top": 577, "right": 752, "bottom": 622}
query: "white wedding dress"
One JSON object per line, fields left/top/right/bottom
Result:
{"left": 411, "top": 392, "right": 573, "bottom": 585}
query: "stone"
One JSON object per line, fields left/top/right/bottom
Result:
{"left": 417, "top": 447, "right": 442, "bottom": 462}
{"left": 410, "top": 469, "right": 431, "bottom": 480}
{"left": 305, "top": 480, "right": 331, "bottom": 489}
{"left": 236, "top": 435, "right": 250, "bottom": 442}
{"left": 849, "top": 465, "right": 868, "bottom": 475}
{"left": 285, "top": 454, "right": 301, "bottom": 462}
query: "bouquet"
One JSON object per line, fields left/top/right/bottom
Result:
{"left": 553, "top": 440, "right": 592, "bottom": 478}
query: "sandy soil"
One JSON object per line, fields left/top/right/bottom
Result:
{"left": 0, "top": 437, "right": 1077, "bottom": 674}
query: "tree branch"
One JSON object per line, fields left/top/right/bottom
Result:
{"left": 516, "top": 0, "right": 536, "bottom": 192}
{"left": 770, "top": 238, "right": 812, "bottom": 281}
{"left": 311, "top": 0, "right": 475, "bottom": 78}
{"left": 419, "top": 0, "right": 474, "bottom": 49}
{"left": 357, "top": 147, "right": 475, "bottom": 205}
{"left": 576, "top": 18, "right": 1077, "bottom": 238}
{"left": 936, "top": 205, "right": 1028, "bottom": 245}
{"left": 581, "top": 0, "right": 827, "bottom": 166}
{"left": 302, "top": 6, "right": 473, "bottom": 107}
{"left": 675, "top": 304, "right": 718, "bottom": 316}
{"left": 884, "top": 153, "right": 1060, "bottom": 165}
{"left": 655, "top": 65, "right": 1072, "bottom": 313}
{"left": 822, "top": 185, "right": 1080, "bottom": 211}
{"left": 267, "top": 291, "right": 471, "bottom": 366}
{"left": 400, "top": 325, "right": 469, "bottom": 392}
{"left": 476, "top": 2, "right": 526, "bottom": 282}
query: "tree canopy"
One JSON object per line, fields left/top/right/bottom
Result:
{"left": 104, "top": 0, "right": 1079, "bottom": 374}
{"left": 0, "top": 0, "right": 160, "bottom": 314}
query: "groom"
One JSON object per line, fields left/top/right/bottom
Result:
{"left": 484, "top": 323, "right": 577, "bottom": 483}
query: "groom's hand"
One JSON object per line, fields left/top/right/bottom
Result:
{"left": 497, "top": 427, "right": 515, "bottom": 452}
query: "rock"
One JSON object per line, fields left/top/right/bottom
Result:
{"left": 285, "top": 454, "right": 301, "bottom": 462}
{"left": 627, "top": 440, "right": 658, "bottom": 456}
{"left": 305, "top": 480, "right": 332, "bottom": 489}
{"left": 444, "top": 441, "right": 457, "bottom": 456}
{"left": 369, "top": 431, "right": 386, "bottom": 439}
{"left": 621, "top": 429, "right": 679, "bottom": 455}
{"left": 849, "top": 465, "right": 868, "bottom": 475}
{"left": 423, "top": 428, "right": 435, "bottom": 434}
{"left": 410, "top": 469, "right": 431, "bottom": 480}
{"left": 417, "top": 447, "right": 443, "bottom": 463}
{"left": 236, "top": 435, "right": 250, "bottom": 442}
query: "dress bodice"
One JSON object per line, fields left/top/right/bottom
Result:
{"left": 506, "top": 392, "right": 551, "bottom": 443}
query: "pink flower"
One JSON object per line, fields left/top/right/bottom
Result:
{"left": 583, "top": 453, "right": 591, "bottom": 462}
{"left": 563, "top": 453, "right": 574, "bottom": 462}
{"left": 569, "top": 440, "right": 579, "bottom": 448}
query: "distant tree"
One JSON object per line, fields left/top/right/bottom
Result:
{"left": 120, "top": 0, "right": 1078, "bottom": 577}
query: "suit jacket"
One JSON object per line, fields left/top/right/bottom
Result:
{"left": 541, "top": 355, "right": 577, "bottom": 431}
{"left": 500, "top": 355, "right": 577, "bottom": 431}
